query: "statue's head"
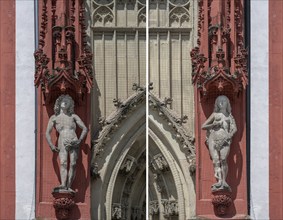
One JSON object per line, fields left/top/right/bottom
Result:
{"left": 54, "top": 94, "right": 75, "bottom": 116}
{"left": 214, "top": 95, "right": 231, "bottom": 114}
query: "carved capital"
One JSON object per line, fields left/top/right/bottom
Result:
{"left": 35, "top": 0, "right": 93, "bottom": 103}
{"left": 212, "top": 190, "right": 232, "bottom": 216}
{"left": 149, "top": 200, "right": 159, "bottom": 216}
{"left": 52, "top": 191, "right": 75, "bottom": 220}
{"left": 161, "top": 199, "right": 178, "bottom": 217}
{"left": 191, "top": 0, "right": 248, "bottom": 95}
{"left": 112, "top": 203, "right": 123, "bottom": 219}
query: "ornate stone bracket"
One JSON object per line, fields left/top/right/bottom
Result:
{"left": 52, "top": 191, "right": 75, "bottom": 220}
{"left": 149, "top": 91, "right": 196, "bottom": 173}
{"left": 91, "top": 84, "right": 146, "bottom": 176}
{"left": 191, "top": 0, "right": 248, "bottom": 96}
{"left": 211, "top": 190, "right": 232, "bottom": 216}
{"left": 34, "top": 0, "right": 93, "bottom": 103}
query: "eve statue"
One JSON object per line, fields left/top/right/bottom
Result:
{"left": 46, "top": 94, "right": 88, "bottom": 192}
{"left": 202, "top": 95, "right": 237, "bottom": 192}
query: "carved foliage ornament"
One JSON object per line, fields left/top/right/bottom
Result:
{"left": 191, "top": 0, "right": 248, "bottom": 95}
{"left": 149, "top": 200, "right": 159, "bottom": 216}
{"left": 161, "top": 199, "right": 178, "bottom": 217}
{"left": 149, "top": 90, "right": 195, "bottom": 173}
{"left": 91, "top": 84, "right": 146, "bottom": 175}
{"left": 34, "top": 0, "right": 93, "bottom": 103}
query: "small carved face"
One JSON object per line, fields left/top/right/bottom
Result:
{"left": 216, "top": 96, "right": 228, "bottom": 111}
{"left": 60, "top": 98, "right": 71, "bottom": 110}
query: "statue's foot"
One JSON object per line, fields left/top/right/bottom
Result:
{"left": 213, "top": 181, "right": 222, "bottom": 188}
{"left": 57, "top": 185, "right": 68, "bottom": 189}
{"left": 68, "top": 188, "right": 76, "bottom": 193}
{"left": 53, "top": 185, "right": 68, "bottom": 192}
{"left": 211, "top": 182, "right": 222, "bottom": 191}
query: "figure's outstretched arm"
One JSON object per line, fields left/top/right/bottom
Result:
{"left": 202, "top": 113, "right": 215, "bottom": 130}
{"left": 73, "top": 114, "right": 88, "bottom": 142}
{"left": 46, "top": 115, "right": 59, "bottom": 152}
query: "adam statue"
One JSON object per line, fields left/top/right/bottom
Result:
{"left": 202, "top": 95, "right": 237, "bottom": 192}
{"left": 46, "top": 95, "right": 88, "bottom": 192}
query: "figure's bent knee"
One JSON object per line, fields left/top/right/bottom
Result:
{"left": 70, "top": 161, "right": 77, "bottom": 168}
{"left": 221, "top": 159, "right": 227, "bottom": 166}
{"left": 60, "top": 161, "right": 68, "bottom": 168}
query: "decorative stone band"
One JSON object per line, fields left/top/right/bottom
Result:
{"left": 52, "top": 191, "right": 75, "bottom": 220}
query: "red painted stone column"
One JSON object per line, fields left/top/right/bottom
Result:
{"left": 269, "top": 1, "right": 283, "bottom": 219}
{"left": 0, "top": 0, "right": 15, "bottom": 219}
{"left": 34, "top": 0, "right": 93, "bottom": 219}
{"left": 191, "top": 0, "right": 248, "bottom": 218}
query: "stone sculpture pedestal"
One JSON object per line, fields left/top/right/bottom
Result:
{"left": 211, "top": 190, "right": 232, "bottom": 216}
{"left": 52, "top": 190, "right": 75, "bottom": 220}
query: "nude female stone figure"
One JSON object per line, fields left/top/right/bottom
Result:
{"left": 46, "top": 95, "right": 88, "bottom": 192}
{"left": 202, "top": 95, "right": 237, "bottom": 192}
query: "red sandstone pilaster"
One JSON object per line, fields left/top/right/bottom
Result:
{"left": 269, "top": 1, "right": 283, "bottom": 219}
{"left": 0, "top": 0, "right": 15, "bottom": 219}
{"left": 192, "top": 0, "right": 248, "bottom": 218}
{"left": 35, "top": 0, "right": 92, "bottom": 219}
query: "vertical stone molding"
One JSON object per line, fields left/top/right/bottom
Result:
{"left": 0, "top": 0, "right": 16, "bottom": 219}
{"left": 34, "top": 0, "right": 92, "bottom": 219}
{"left": 192, "top": 0, "right": 248, "bottom": 218}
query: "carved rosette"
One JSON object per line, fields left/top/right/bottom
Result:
{"left": 52, "top": 191, "right": 75, "bottom": 220}
{"left": 34, "top": 0, "right": 93, "bottom": 103}
{"left": 211, "top": 190, "right": 232, "bottom": 216}
{"left": 191, "top": 0, "right": 248, "bottom": 95}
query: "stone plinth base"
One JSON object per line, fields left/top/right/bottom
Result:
{"left": 52, "top": 190, "right": 75, "bottom": 220}
{"left": 212, "top": 190, "right": 232, "bottom": 216}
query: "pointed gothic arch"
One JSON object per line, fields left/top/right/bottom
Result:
{"left": 148, "top": 93, "right": 196, "bottom": 219}
{"left": 91, "top": 89, "right": 146, "bottom": 219}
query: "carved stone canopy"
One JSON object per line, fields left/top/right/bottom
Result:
{"left": 34, "top": 0, "right": 93, "bottom": 103}
{"left": 191, "top": 0, "right": 248, "bottom": 96}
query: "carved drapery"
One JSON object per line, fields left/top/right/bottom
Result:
{"left": 191, "top": 0, "right": 247, "bottom": 95}
{"left": 34, "top": 0, "right": 93, "bottom": 103}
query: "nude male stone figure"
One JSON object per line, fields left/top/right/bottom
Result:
{"left": 46, "top": 94, "right": 88, "bottom": 192}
